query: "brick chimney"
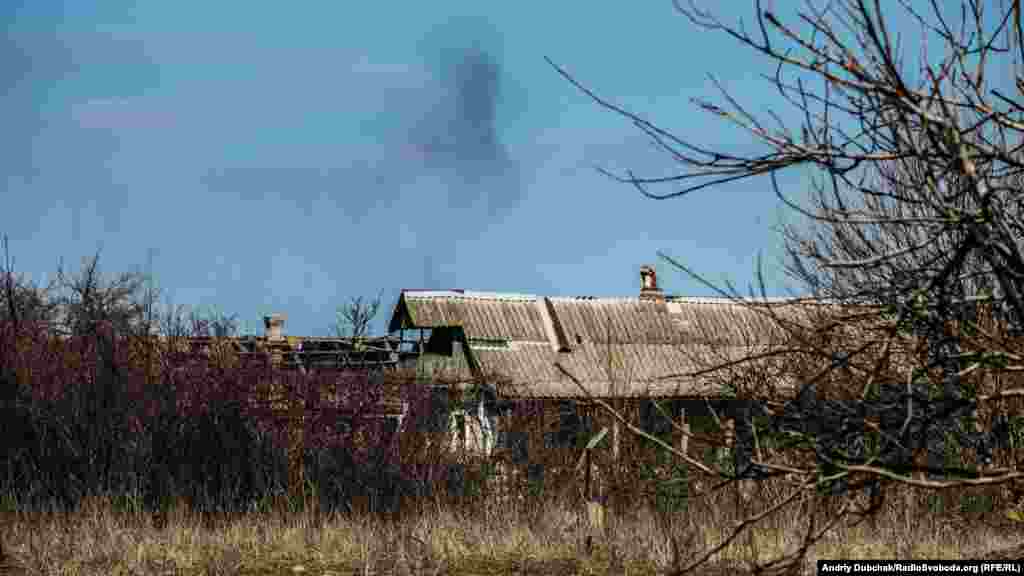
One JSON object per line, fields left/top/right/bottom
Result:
{"left": 263, "top": 313, "right": 286, "bottom": 341}
{"left": 639, "top": 265, "right": 665, "bottom": 302}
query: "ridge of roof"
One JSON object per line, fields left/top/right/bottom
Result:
{"left": 400, "top": 290, "right": 806, "bottom": 305}
{"left": 402, "top": 290, "right": 538, "bottom": 301}
{"left": 666, "top": 295, "right": 804, "bottom": 304}
{"left": 548, "top": 296, "right": 665, "bottom": 304}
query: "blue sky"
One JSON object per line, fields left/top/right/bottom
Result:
{"left": 3, "top": 1, "right": 813, "bottom": 336}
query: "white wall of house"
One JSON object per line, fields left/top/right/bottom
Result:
{"left": 446, "top": 400, "right": 496, "bottom": 457}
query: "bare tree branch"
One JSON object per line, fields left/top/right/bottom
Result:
{"left": 333, "top": 292, "right": 383, "bottom": 339}
{"left": 550, "top": 1, "right": 1024, "bottom": 571}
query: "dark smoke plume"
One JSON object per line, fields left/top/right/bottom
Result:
{"left": 411, "top": 19, "right": 522, "bottom": 288}
{"left": 412, "top": 20, "right": 521, "bottom": 216}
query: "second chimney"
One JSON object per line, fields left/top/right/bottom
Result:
{"left": 263, "top": 313, "right": 287, "bottom": 341}
{"left": 639, "top": 265, "right": 665, "bottom": 302}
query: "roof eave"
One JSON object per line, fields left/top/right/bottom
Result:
{"left": 387, "top": 293, "right": 413, "bottom": 332}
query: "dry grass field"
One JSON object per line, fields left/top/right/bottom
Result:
{"left": 1, "top": 485, "right": 1021, "bottom": 576}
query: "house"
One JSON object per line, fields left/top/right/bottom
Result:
{"left": 163, "top": 314, "right": 423, "bottom": 501}
{"left": 386, "top": 265, "right": 807, "bottom": 461}
{"left": 146, "top": 313, "right": 419, "bottom": 425}
{"left": 172, "top": 313, "right": 415, "bottom": 372}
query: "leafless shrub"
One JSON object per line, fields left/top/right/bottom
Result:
{"left": 332, "top": 292, "right": 383, "bottom": 339}
{"left": 549, "top": 1, "right": 1024, "bottom": 572}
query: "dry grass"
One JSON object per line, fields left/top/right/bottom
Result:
{"left": 1, "top": 485, "right": 1020, "bottom": 576}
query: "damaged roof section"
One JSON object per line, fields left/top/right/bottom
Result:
{"left": 388, "top": 275, "right": 804, "bottom": 399}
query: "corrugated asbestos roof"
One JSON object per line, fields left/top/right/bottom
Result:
{"left": 390, "top": 291, "right": 547, "bottom": 341}
{"left": 390, "top": 290, "right": 802, "bottom": 398}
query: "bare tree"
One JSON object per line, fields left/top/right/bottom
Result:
{"left": 52, "top": 250, "right": 149, "bottom": 339}
{"left": 332, "top": 293, "right": 383, "bottom": 339}
{"left": 0, "top": 236, "right": 60, "bottom": 332}
{"left": 188, "top": 305, "right": 240, "bottom": 338}
{"left": 549, "top": 1, "right": 1024, "bottom": 571}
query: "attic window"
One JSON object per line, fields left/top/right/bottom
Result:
{"left": 468, "top": 337, "right": 511, "bottom": 349}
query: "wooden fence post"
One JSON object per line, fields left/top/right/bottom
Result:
{"left": 577, "top": 427, "right": 609, "bottom": 556}
{"left": 678, "top": 405, "right": 689, "bottom": 456}
{"left": 287, "top": 374, "right": 305, "bottom": 509}
{"left": 611, "top": 420, "right": 620, "bottom": 462}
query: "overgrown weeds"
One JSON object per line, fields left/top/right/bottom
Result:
{"left": 1, "top": 253, "right": 1022, "bottom": 574}
{"left": 0, "top": 483, "right": 1020, "bottom": 576}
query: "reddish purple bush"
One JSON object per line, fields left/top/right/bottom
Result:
{"left": 0, "top": 311, "right": 473, "bottom": 516}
